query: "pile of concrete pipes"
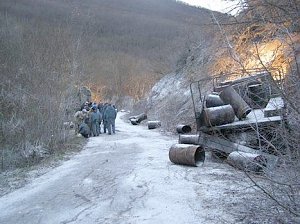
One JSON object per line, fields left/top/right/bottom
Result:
{"left": 168, "top": 77, "right": 276, "bottom": 171}
{"left": 168, "top": 123, "right": 275, "bottom": 172}
{"left": 173, "top": 132, "right": 276, "bottom": 172}
{"left": 201, "top": 85, "right": 252, "bottom": 127}
{"left": 168, "top": 124, "right": 207, "bottom": 167}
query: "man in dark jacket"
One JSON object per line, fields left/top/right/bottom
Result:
{"left": 102, "top": 103, "right": 109, "bottom": 133}
{"left": 103, "top": 103, "right": 117, "bottom": 135}
{"left": 97, "top": 103, "right": 104, "bottom": 133}
{"left": 90, "top": 106, "right": 100, "bottom": 136}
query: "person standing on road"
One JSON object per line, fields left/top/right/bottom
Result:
{"left": 96, "top": 106, "right": 102, "bottom": 134}
{"left": 103, "top": 103, "right": 117, "bottom": 135}
{"left": 97, "top": 103, "right": 104, "bottom": 133}
{"left": 102, "top": 103, "right": 109, "bottom": 133}
{"left": 90, "top": 106, "right": 100, "bottom": 136}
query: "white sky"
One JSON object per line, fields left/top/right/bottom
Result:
{"left": 177, "top": 0, "right": 240, "bottom": 15}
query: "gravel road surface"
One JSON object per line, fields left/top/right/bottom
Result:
{"left": 0, "top": 112, "right": 251, "bottom": 224}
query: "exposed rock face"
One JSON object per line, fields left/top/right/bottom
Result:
{"left": 144, "top": 27, "right": 224, "bottom": 132}
{"left": 146, "top": 72, "right": 195, "bottom": 131}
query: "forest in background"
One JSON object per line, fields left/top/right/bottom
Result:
{"left": 1, "top": 0, "right": 219, "bottom": 101}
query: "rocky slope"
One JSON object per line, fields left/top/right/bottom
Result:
{"left": 145, "top": 32, "right": 226, "bottom": 132}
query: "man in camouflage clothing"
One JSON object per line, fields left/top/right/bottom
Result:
{"left": 74, "top": 109, "right": 88, "bottom": 135}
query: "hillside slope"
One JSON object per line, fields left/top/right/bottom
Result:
{"left": 0, "top": 0, "right": 218, "bottom": 101}
{"left": 145, "top": 33, "right": 224, "bottom": 131}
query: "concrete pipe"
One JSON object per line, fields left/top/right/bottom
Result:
{"left": 178, "top": 134, "right": 199, "bottom": 145}
{"left": 219, "top": 86, "right": 251, "bottom": 120}
{"left": 227, "top": 151, "right": 267, "bottom": 173}
{"left": 176, "top": 125, "right": 192, "bottom": 134}
{"left": 148, "top": 121, "right": 161, "bottom": 129}
{"left": 247, "top": 83, "right": 270, "bottom": 108}
{"left": 213, "top": 84, "right": 230, "bottom": 93}
{"left": 203, "top": 105, "right": 235, "bottom": 127}
{"left": 169, "top": 144, "right": 205, "bottom": 166}
{"left": 205, "top": 94, "right": 225, "bottom": 108}
{"left": 135, "top": 113, "right": 147, "bottom": 123}
{"left": 130, "top": 118, "right": 139, "bottom": 125}
{"left": 129, "top": 113, "right": 147, "bottom": 125}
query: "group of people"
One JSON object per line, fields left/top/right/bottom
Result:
{"left": 74, "top": 101, "right": 117, "bottom": 138}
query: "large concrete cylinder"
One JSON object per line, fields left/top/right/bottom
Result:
{"left": 129, "top": 113, "right": 147, "bottom": 125}
{"left": 203, "top": 105, "right": 235, "bottom": 127}
{"left": 148, "top": 121, "right": 161, "bottom": 129}
{"left": 176, "top": 125, "right": 192, "bottom": 134}
{"left": 136, "top": 113, "right": 147, "bottom": 123}
{"left": 205, "top": 94, "right": 225, "bottom": 108}
{"left": 213, "top": 84, "right": 230, "bottom": 93}
{"left": 130, "top": 118, "right": 138, "bottom": 125}
{"left": 178, "top": 134, "right": 199, "bottom": 145}
{"left": 227, "top": 151, "right": 267, "bottom": 173}
{"left": 247, "top": 83, "right": 270, "bottom": 108}
{"left": 169, "top": 144, "right": 205, "bottom": 166}
{"left": 219, "top": 86, "right": 251, "bottom": 120}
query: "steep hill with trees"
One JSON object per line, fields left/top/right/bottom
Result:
{"left": 1, "top": 0, "right": 220, "bottom": 102}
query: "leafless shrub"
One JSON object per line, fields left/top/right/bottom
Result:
{"left": 0, "top": 8, "right": 83, "bottom": 170}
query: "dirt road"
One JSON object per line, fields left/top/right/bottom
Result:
{"left": 0, "top": 112, "right": 251, "bottom": 224}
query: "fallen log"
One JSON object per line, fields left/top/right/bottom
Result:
{"left": 169, "top": 144, "right": 205, "bottom": 166}
{"left": 176, "top": 124, "right": 192, "bottom": 134}
{"left": 227, "top": 151, "right": 267, "bottom": 173}
{"left": 148, "top": 120, "right": 161, "bottom": 129}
